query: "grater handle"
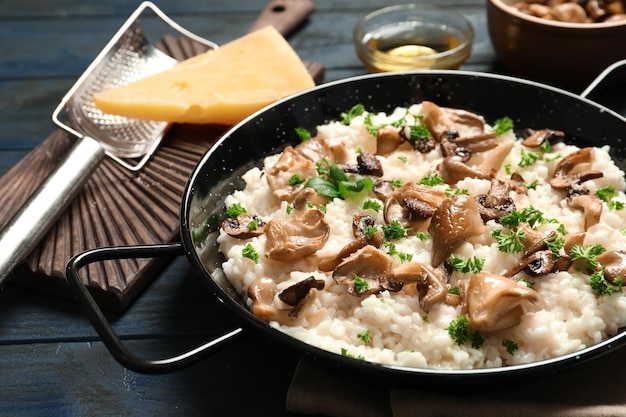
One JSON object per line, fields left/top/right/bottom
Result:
{"left": 0, "top": 136, "right": 105, "bottom": 287}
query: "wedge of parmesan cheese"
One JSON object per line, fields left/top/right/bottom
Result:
{"left": 93, "top": 26, "right": 315, "bottom": 125}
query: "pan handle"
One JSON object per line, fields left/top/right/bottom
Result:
{"left": 580, "top": 59, "right": 626, "bottom": 99}
{"left": 65, "top": 242, "right": 244, "bottom": 374}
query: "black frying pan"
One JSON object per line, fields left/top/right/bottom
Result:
{"left": 66, "top": 67, "right": 626, "bottom": 384}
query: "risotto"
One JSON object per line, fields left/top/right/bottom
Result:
{"left": 215, "top": 101, "right": 626, "bottom": 369}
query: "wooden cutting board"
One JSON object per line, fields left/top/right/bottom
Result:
{"left": 0, "top": 32, "right": 324, "bottom": 312}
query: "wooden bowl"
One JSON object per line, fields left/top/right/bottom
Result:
{"left": 487, "top": 0, "right": 626, "bottom": 90}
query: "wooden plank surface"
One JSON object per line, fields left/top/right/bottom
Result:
{"left": 0, "top": 1, "right": 625, "bottom": 416}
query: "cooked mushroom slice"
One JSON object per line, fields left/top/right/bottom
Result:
{"left": 439, "top": 156, "right": 491, "bottom": 185}
{"left": 376, "top": 126, "right": 404, "bottom": 156}
{"left": 504, "top": 250, "right": 558, "bottom": 278}
{"left": 249, "top": 276, "right": 322, "bottom": 324}
{"left": 221, "top": 213, "right": 266, "bottom": 239}
{"left": 265, "top": 209, "right": 330, "bottom": 262}
{"left": 389, "top": 262, "right": 447, "bottom": 312}
{"left": 477, "top": 140, "right": 515, "bottom": 174}
{"left": 340, "top": 153, "right": 384, "bottom": 176}
{"left": 332, "top": 246, "right": 399, "bottom": 296}
{"left": 476, "top": 177, "right": 518, "bottom": 222}
{"left": 318, "top": 236, "right": 369, "bottom": 272}
{"left": 419, "top": 101, "right": 485, "bottom": 141}
{"left": 292, "top": 186, "right": 330, "bottom": 210}
{"left": 384, "top": 184, "right": 446, "bottom": 228}
{"left": 429, "top": 194, "right": 486, "bottom": 267}
{"left": 372, "top": 179, "right": 396, "bottom": 201}
{"left": 440, "top": 129, "right": 499, "bottom": 162}
{"left": 516, "top": 222, "right": 555, "bottom": 257}
{"left": 549, "top": 147, "right": 604, "bottom": 192}
{"left": 597, "top": 250, "right": 626, "bottom": 285}
{"left": 467, "top": 272, "right": 539, "bottom": 332}
{"left": 353, "top": 213, "right": 385, "bottom": 247}
{"left": 278, "top": 276, "right": 325, "bottom": 306}
{"left": 265, "top": 146, "right": 318, "bottom": 202}
{"left": 521, "top": 128, "right": 566, "bottom": 148}
{"left": 294, "top": 135, "right": 350, "bottom": 164}
{"left": 568, "top": 194, "right": 603, "bottom": 230}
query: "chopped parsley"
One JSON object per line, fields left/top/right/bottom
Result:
{"left": 544, "top": 234, "right": 565, "bottom": 255}
{"left": 415, "top": 231, "right": 429, "bottom": 241}
{"left": 384, "top": 241, "right": 413, "bottom": 263}
{"left": 570, "top": 244, "right": 606, "bottom": 273}
{"left": 450, "top": 254, "right": 485, "bottom": 274}
{"left": 363, "top": 199, "right": 382, "bottom": 212}
{"left": 340, "top": 347, "right": 365, "bottom": 360}
{"left": 447, "top": 315, "right": 484, "bottom": 348}
{"left": 499, "top": 206, "right": 553, "bottom": 229}
{"left": 494, "top": 116, "right": 514, "bottom": 136}
{"left": 539, "top": 140, "right": 553, "bottom": 154}
{"left": 519, "top": 148, "right": 541, "bottom": 168}
{"left": 590, "top": 269, "right": 623, "bottom": 296}
{"left": 295, "top": 127, "right": 311, "bottom": 141}
{"left": 289, "top": 174, "right": 306, "bottom": 186}
{"left": 418, "top": 171, "right": 444, "bottom": 186}
{"left": 357, "top": 329, "right": 371, "bottom": 343}
{"left": 340, "top": 104, "right": 366, "bottom": 125}
{"left": 503, "top": 340, "right": 519, "bottom": 355}
{"left": 596, "top": 186, "right": 625, "bottom": 211}
{"left": 595, "top": 186, "right": 618, "bottom": 202}
{"left": 226, "top": 203, "right": 247, "bottom": 219}
{"left": 390, "top": 179, "right": 403, "bottom": 187}
{"left": 409, "top": 124, "right": 430, "bottom": 141}
{"left": 365, "top": 225, "right": 379, "bottom": 240}
{"left": 397, "top": 155, "right": 408, "bottom": 163}
{"left": 448, "top": 286, "right": 461, "bottom": 295}
{"left": 353, "top": 274, "right": 369, "bottom": 294}
{"left": 526, "top": 179, "right": 539, "bottom": 190}
{"left": 242, "top": 243, "right": 259, "bottom": 263}
{"left": 247, "top": 218, "right": 258, "bottom": 230}
{"left": 492, "top": 228, "right": 526, "bottom": 253}
{"left": 382, "top": 220, "right": 409, "bottom": 240}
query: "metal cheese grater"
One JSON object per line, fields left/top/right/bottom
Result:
{"left": 0, "top": 1, "right": 217, "bottom": 285}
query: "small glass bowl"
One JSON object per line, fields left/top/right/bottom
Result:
{"left": 354, "top": 4, "right": 474, "bottom": 73}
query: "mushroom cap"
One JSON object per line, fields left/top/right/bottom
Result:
{"left": 265, "top": 146, "right": 318, "bottom": 202}
{"left": 429, "top": 194, "right": 486, "bottom": 267}
{"left": 264, "top": 209, "right": 330, "bottom": 262}
{"left": 467, "top": 272, "right": 539, "bottom": 332}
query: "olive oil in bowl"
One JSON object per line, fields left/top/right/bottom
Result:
{"left": 354, "top": 5, "right": 474, "bottom": 73}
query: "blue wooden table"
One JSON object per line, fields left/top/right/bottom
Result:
{"left": 1, "top": 1, "right": 625, "bottom": 416}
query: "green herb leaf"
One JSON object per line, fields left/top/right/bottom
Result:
{"left": 494, "top": 116, "right": 514, "bottom": 136}
{"left": 409, "top": 124, "right": 430, "bottom": 141}
{"left": 357, "top": 329, "right": 371, "bottom": 343}
{"left": 492, "top": 228, "right": 526, "bottom": 253}
{"left": 226, "top": 203, "right": 247, "bottom": 219}
{"left": 570, "top": 244, "right": 606, "bottom": 273}
{"left": 450, "top": 254, "right": 485, "bottom": 274}
{"left": 519, "top": 148, "right": 541, "bottom": 168}
{"left": 289, "top": 174, "right": 306, "bottom": 186}
{"left": 590, "top": 269, "right": 623, "bottom": 296}
{"left": 304, "top": 177, "right": 341, "bottom": 199}
{"left": 363, "top": 199, "right": 382, "bottom": 212}
{"left": 503, "top": 340, "right": 519, "bottom": 355}
{"left": 353, "top": 274, "right": 369, "bottom": 294}
{"left": 382, "top": 220, "right": 409, "bottom": 240}
{"left": 242, "top": 243, "right": 259, "bottom": 263}
{"left": 340, "top": 104, "right": 366, "bottom": 125}
{"left": 418, "top": 171, "right": 444, "bottom": 186}
{"left": 295, "top": 127, "right": 311, "bottom": 141}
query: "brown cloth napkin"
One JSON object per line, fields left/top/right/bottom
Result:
{"left": 287, "top": 345, "right": 626, "bottom": 417}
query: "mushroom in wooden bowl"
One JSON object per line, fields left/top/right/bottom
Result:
{"left": 487, "top": 0, "right": 626, "bottom": 90}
